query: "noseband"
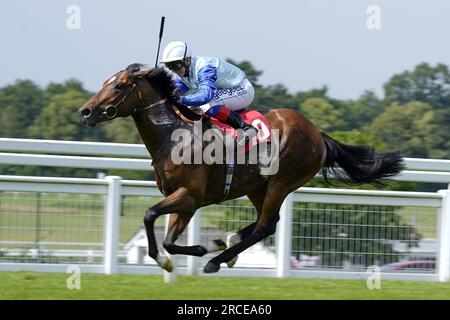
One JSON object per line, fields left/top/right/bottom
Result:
{"left": 102, "top": 80, "right": 166, "bottom": 119}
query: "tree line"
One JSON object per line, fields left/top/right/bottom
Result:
{"left": 1, "top": 61, "right": 449, "bottom": 186}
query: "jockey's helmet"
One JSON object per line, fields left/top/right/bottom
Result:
{"left": 160, "top": 41, "right": 192, "bottom": 64}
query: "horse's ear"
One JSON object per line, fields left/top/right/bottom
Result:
{"left": 126, "top": 63, "right": 151, "bottom": 79}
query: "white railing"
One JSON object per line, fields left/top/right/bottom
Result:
{"left": 0, "top": 138, "right": 151, "bottom": 171}
{"left": 0, "top": 175, "right": 449, "bottom": 282}
{"left": 1, "top": 138, "right": 450, "bottom": 183}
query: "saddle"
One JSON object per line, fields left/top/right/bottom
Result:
{"left": 171, "top": 104, "right": 203, "bottom": 123}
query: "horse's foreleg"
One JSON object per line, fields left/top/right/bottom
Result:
{"left": 162, "top": 212, "right": 226, "bottom": 257}
{"left": 143, "top": 187, "right": 196, "bottom": 272}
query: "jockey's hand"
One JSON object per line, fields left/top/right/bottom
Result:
{"left": 171, "top": 88, "right": 182, "bottom": 104}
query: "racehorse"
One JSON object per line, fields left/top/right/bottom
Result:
{"left": 79, "top": 64, "right": 404, "bottom": 273}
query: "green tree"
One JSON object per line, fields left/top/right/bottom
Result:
{"left": 339, "top": 90, "right": 382, "bottom": 131}
{"left": 27, "top": 90, "right": 99, "bottom": 141}
{"left": 379, "top": 62, "right": 450, "bottom": 160}
{"left": 252, "top": 83, "right": 297, "bottom": 110}
{"left": 383, "top": 63, "right": 450, "bottom": 109}
{"left": 299, "top": 98, "right": 345, "bottom": 131}
{"left": 328, "top": 130, "right": 386, "bottom": 151}
{"left": 45, "top": 79, "right": 87, "bottom": 97}
{"left": 0, "top": 80, "right": 46, "bottom": 138}
{"left": 102, "top": 118, "right": 141, "bottom": 144}
{"left": 426, "top": 108, "right": 450, "bottom": 159}
{"left": 369, "top": 102, "right": 435, "bottom": 158}
{"left": 295, "top": 86, "right": 329, "bottom": 105}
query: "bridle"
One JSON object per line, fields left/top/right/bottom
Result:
{"left": 101, "top": 79, "right": 166, "bottom": 120}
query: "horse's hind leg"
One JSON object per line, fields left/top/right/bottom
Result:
{"left": 226, "top": 186, "right": 266, "bottom": 268}
{"left": 162, "top": 212, "right": 226, "bottom": 257}
{"left": 204, "top": 183, "right": 285, "bottom": 273}
{"left": 226, "top": 222, "right": 256, "bottom": 268}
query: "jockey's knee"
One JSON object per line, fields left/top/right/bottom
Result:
{"left": 205, "top": 104, "right": 229, "bottom": 120}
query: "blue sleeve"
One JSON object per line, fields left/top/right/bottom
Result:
{"left": 173, "top": 77, "right": 189, "bottom": 94}
{"left": 179, "top": 65, "right": 217, "bottom": 107}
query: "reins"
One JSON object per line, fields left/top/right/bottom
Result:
{"left": 101, "top": 81, "right": 166, "bottom": 120}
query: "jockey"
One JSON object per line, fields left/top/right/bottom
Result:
{"left": 160, "top": 41, "right": 257, "bottom": 145}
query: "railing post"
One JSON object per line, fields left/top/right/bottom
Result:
{"left": 103, "top": 176, "right": 121, "bottom": 275}
{"left": 438, "top": 189, "right": 450, "bottom": 282}
{"left": 276, "top": 193, "right": 294, "bottom": 278}
{"left": 187, "top": 209, "right": 201, "bottom": 275}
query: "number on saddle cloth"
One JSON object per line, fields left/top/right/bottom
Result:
{"left": 209, "top": 109, "right": 271, "bottom": 146}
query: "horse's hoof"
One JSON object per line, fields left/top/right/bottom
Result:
{"left": 156, "top": 253, "right": 173, "bottom": 272}
{"left": 163, "top": 260, "right": 173, "bottom": 272}
{"left": 203, "top": 261, "right": 220, "bottom": 273}
{"left": 227, "top": 256, "right": 238, "bottom": 268}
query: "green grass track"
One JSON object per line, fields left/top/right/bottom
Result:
{"left": 1, "top": 272, "right": 450, "bottom": 300}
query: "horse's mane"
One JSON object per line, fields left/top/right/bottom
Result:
{"left": 126, "top": 63, "right": 176, "bottom": 102}
{"left": 126, "top": 63, "right": 202, "bottom": 123}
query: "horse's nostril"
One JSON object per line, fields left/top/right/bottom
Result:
{"left": 81, "top": 108, "right": 92, "bottom": 118}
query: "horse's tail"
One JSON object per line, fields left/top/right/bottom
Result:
{"left": 320, "top": 132, "right": 405, "bottom": 185}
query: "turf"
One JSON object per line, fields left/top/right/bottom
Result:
{"left": 1, "top": 271, "right": 450, "bottom": 300}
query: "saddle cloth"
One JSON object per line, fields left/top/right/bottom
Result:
{"left": 209, "top": 110, "right": 271, "bottom": 151}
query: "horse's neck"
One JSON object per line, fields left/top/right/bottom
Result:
{"left": 132, "top": 102, "right": 182, "bottom": 159}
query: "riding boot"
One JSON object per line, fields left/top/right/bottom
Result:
{"left": 224, "top": 111, "right": 258, "bottom": 146}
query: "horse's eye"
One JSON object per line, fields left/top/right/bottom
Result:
{"left": 114, "top": 83, "right": 125, "bottom": 92}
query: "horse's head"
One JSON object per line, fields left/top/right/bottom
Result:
{"left": 79, "top": 64, "right": 165, "bottom": 127}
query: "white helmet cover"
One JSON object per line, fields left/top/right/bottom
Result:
{"left": 160, "top": 41, "right": 192, "bottom": 63}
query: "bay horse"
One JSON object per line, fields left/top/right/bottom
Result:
{"left": 79, "top": 64, "right": 404, "bottom": 273}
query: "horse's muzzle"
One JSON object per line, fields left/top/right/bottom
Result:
{"left": 78, "top": 106, "right": 99, "bottom": 127}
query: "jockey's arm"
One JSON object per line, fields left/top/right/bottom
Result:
{"left": 179, "top": 66, "right": 217, "bottom": 107}
{"left": 173, "top": 79, "right": 189, "bottom": 95}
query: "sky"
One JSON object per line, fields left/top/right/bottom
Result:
{"left": 1, "top": 0, "right": 449, "bottom": 99}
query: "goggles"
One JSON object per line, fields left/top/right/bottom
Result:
{"left": 165, "top": 60, "right": 185, "bottom": 72}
